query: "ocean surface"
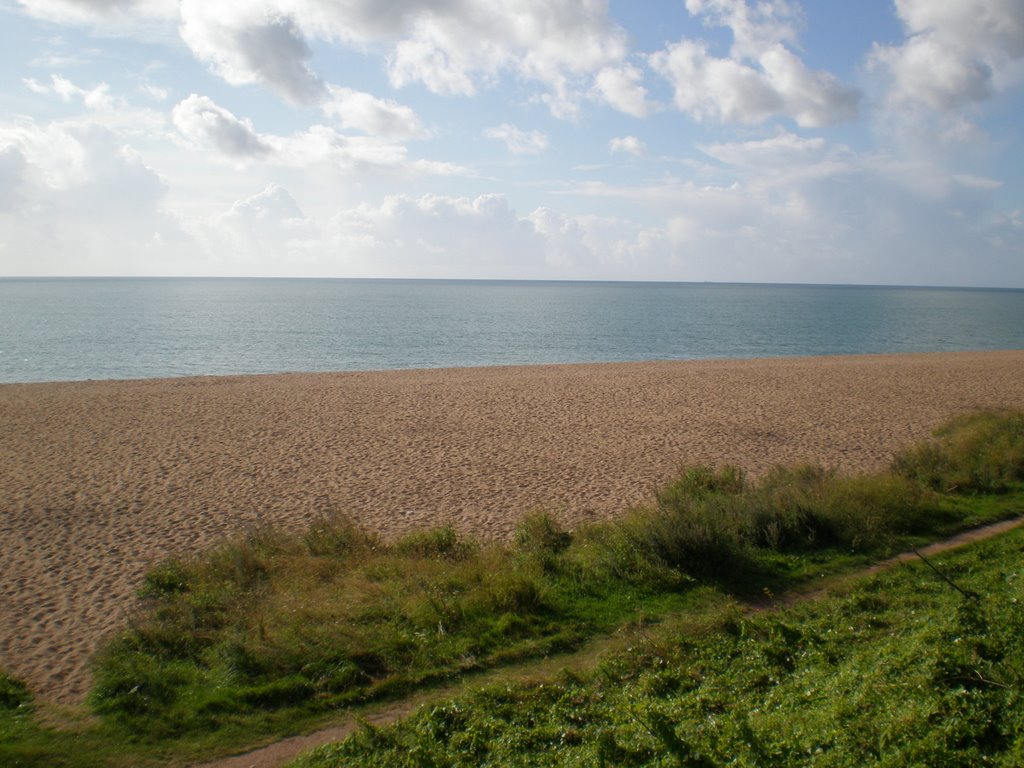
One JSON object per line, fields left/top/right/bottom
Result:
{"left": 1, "top": 278, "right": 1022, "bottom": 384}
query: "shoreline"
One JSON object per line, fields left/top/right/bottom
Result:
{"left": 2, "top": 350, "right": 1024, "bottom": 704}
{"left": 3, "top": 346, "right": 1024, "bottom": 388}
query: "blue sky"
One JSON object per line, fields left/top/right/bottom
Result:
{"left": 0, "top": 0, "right": 1022, "bottom": 286}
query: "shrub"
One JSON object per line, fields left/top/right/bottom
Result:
{"left": 303, "top": 515, "right": 377, "bottom": 558}
{"left": 138, "top": 559, "right": 191, "bottom": 599}
{"left": 745, "top": 465, "right": 833, "bottom": 550}
{"left": 893, "top": 410, "right": 1024, "bottom": 493}
{"left": 514, "top": 512, "right": 571, "bottom": 556}
{"left": 819, "top": 473, "right": 929, "bottom": 549}
{"left": 0, "top": 671, "right": 29, "bottom": 710}
{"left": 394, "top": 525, "right": 476, "bottom": 560}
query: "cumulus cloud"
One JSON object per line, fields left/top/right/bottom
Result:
{"left": 176, "top": 1, "right": 629, "bottom": 117}
{"left": 319, "top": 193, "right": 688, "bottom": 279}
{"left": 192, "top": 191, "right": 668, "bottom": 279}
{"left": 172, "top": 94, "right": 272, "bottom": 158}
{"left": 609, "top": 135, "right": 645, "bottom": 156}
{"left": 0, "top": 118, "right": 89, "bottom": 190}
{"left": 18, "top": 1, "right": 632, "bottom": 119}
{"left": 869, "top": 0, "right": 1024, "bottom": 112}
{"left": 191, "top": 183, "right": 319, "bottom": 270}
{"left": 0, "top": 116, "right": 193, "bottom": 275}
{"left": 321, "top": 86, "right": 427, "bottom": 139}
{"left": 323, "top": 193, "right": 546, "bottom": 277}
{"left": 484, "top": 123, "right": 548, "bottom": 155}
{"left": 0, "top": 147, "right": 28, "bottom": 211}
{"left": 650, "top": 0, "right": 860, "bottom": 127}
{"left": 559, "top": 129, "right": 1024, "bottom": 286}
{"left": 180, "top": 3, "right": 326, "bottom": 105}
{"left": 382, "top": 1, "right": 628, "bottom": 115}
{"left": 593, "top": 63, "right": 650, "bottom": 117}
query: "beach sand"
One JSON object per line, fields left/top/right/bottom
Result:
{"left": 2, "top": 350, "right": 1023, "bottom": 704}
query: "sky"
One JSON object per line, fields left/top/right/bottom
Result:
{"left": 0, "top": 0, "right": 1022, "bottom": 287}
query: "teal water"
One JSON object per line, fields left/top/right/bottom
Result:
{"left": 0, "top": 278, "right": 1021, "bottom": 383}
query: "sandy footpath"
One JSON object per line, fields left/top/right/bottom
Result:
{"left": 2, "top": 351, "right": 1023, "bottom": 704}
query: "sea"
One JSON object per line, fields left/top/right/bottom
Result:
{"left": 1, "top": 278, "right": 1022, "bottom": 384}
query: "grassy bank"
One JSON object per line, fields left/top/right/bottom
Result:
{"left": 2, "top": 410, "right": 1023, "bottom": 766}
{"left": 296, "top": 521, "right": 1024, "bottom": 767}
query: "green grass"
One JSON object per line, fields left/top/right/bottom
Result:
{"left": 2, "top": 410, "right": 1023, "bottom": 766}
{"left": 294, "top": 525, "right": 1024, "bottom": 767}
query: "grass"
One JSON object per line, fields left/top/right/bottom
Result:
{"left": 1, "top": 409, "right": 1023, "bottom": 766}
{"left": 295, "top": 525, "right": 1024, "bottom": 767}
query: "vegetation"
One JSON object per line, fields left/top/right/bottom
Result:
{"left": 1, "top": 410, "right": 1022, "bottom": 766}
{"left": 296, "top": 525, "right": 1024, "bottom": 767}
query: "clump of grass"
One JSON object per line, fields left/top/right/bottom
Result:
{"left": 893, "top": 410, "right": 1024, "bottom": 493}
{"left": 393, "top": 524, "right": 475, "bottom": 559}
{"left": 0, "top": 671, "right": 29, "bottom": 711}
{"left": 514, "top": 512, "right": 572, "bottom": 557}
{"left": 88, "top": 411, "right": 1024, "bottom": 743}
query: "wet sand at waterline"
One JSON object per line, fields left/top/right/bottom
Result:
{"left": 2, "top": 350, "right": 1023, "bottom": 704}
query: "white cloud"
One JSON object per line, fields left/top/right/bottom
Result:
{"left": 609, "top": 135, "right": 645, "bottom": 156}
{"left": 593, "top": 63, "right": 650, "bottom": 117}
{"left": 952, "top": 174, "right": 1003, "bottom": 191}
{"left": 16, "top": 0, "right": 178, "bottom": 25}
{"left": 23, "top": 74, "right": 114, "bottom": 110}
{"left": 524, "top": 208, "right": 665, "bottom": 272}
{"left": 321, "top": 86, "right": 426, "bottom": 139}
{"left": 381, "top": 1, "right": 628, "bottom": 115}
{"left": 16, "top": 1, "right": 632, "bottom": 119}
{"left": 484, "top": 123, "right": 548, "bottom": 155}
{"left": 650, "top": 0, "right": 859, "bottom": 127}
{"left": 325, "top": 193, "right": 546, "bottom": 277}
{"left": 557, "top": 131, "right": 1024, "bottom": 286}
{"left": 0, "top": 116, "right": 194, "bottom": 275}
{"left": 869, "top": 0, "right": 1024, "bottom": 114}
{"left": 179, "top": 2, "right": 326, "bottom": 105}
{"left": 170, "top": 94, "right": 466, "bottom": 176}
{"left": 389, "top": 35, "right": 478, "bottom": 98}
{"left": 686, "top": 0, "right": 800, "bottom": 58}
{"left": 0, "top": 118, "right": 89, "bottom": 189}
{"left": 321, "top": 193, "right": 690, "bottom": 279}
{"left": 172, "top": 94, "right": 272, "bottom": 158}
{"left": 192, "top": 183, "right": 319, "bottom": 270}
{"left": 699, "top": 130, "right": 828, "bottom": 167}
{"left": 174, "top": 1, "right": 630, "bottom": 117}
{"left": 186, "top": 190, "right": 676, "bottom": 279}
{"left": 138, "top": 82, "right": 169, "bottom": 101}
{"left": 0, "top": 147, "right": 28, "bottom": 211}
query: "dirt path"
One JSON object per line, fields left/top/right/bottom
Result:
{"left": 191, "top": 514, "right": 1024, "bottom": 768}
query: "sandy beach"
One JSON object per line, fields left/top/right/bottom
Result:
{"left": 2, "top": 350, "right": 1023, "bottom": 705}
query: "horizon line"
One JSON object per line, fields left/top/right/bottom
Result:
{"left": 1, "top": 275, "right": 1021, "bottom": 292}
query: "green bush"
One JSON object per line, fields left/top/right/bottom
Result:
{"left": 514, "top": 512, "right": 571, "bottom": 556}
{"left": 394, "top": 525, "right": 476, "bottom": 559}
{"left": 0, "top": 672, "right": 29, "bottom": 711}
{"left": 302, "top": 515, "right": 377, "bottom": 558}
{"left": 893, "top": 410, "right": 1024, "bottom": 493}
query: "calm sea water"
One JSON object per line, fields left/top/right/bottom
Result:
{"left": 1, "top": 278, "right": 1022, "bottom": 384}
